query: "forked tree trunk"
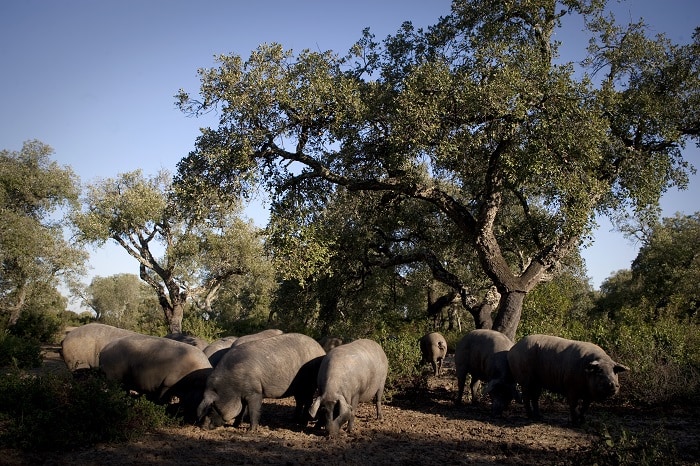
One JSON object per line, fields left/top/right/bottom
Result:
{"left": 163, "top": 300, "right": 185, "bottom": 334}
{"left": 491, "top": 290, "right": 526, "bottom": 341}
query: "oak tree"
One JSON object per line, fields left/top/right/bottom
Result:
{"left": 0, "top": 140, "right": 86, "bottom": 327}
{"left": 72, "top": 170, "right": 264, "bottom": 333}
{"left": 175, "top": 0, "right": 699, "bottom": 339}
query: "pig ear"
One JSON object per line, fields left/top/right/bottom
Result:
{"left": 585, "top": 360, "right": 602, "bottom": 373}
{"left": 614, "top": 363, "right": 630, "bottom": 374}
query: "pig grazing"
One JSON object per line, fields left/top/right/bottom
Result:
{"left": 318, "top": 336, "right": 343, "bottom": 352}
{"left": 229, "top": 328, "right": 283, "bottom": 348}
{"left": 507, "top": 334, "right": 629, "bottom": 424}
{"left": 309, "top": 339, "right": 388, "bottom": 435}
{"left": 419, "top": 332, "right": 447, "bottom": 376}
{"left": 60, "top": 323, "right": 139, "bottom": 371}
{"left": 455, "top": 329, "right": 516, "bottom": 415}
{"left": 203, "top": 336, "right": 238, "bottom": 367}
{"left": 197, "top": 332, "right": 325, "bottom": 431}
{"left": 164, "top": 332, "right": 209, "bottom": 350}
{"left": 99, "top": 334, "right": 213, "bottom": 422}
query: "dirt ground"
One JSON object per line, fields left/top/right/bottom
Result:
{"left": 3, "top": 346, "right": 699, "bottom": 465}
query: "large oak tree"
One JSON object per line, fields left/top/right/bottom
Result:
{"left": 175, "top": 0, "right": 699, "bottom": 339}
{"left": 0, "top": 140, "right": 86, "bottom": 327}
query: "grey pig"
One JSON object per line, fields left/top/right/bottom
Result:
{"left": 309, "top": 339, "right": 388, "bottom": 435}
{"left": 99, "top": 334, "right": 213, "bottom": 422}
{"left": 197, "top": 332, "right": 325, "bottom": 431}
{"left": 455, "top": 329, "right": 517, "bottom": 416}
{"left": 60, "top": 323, "right": 139, "bottom": 371}
{"left": 419, "top": 332, "right": 447, "bottom": 376}
{"left": 507, "top": 334, "right": 629, "bottom": 424}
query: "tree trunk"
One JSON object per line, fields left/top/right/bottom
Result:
{"left": 468, "top": 302, "right": 494, "bottom": 330}
{"left": 6, "top": 284, "right": 27, "bottom": 326}
{"left": 491, "top": 290, "right": 526, "bottom": 341}
{"left": 165, "top": 300, "right": 184, "bottom": 333}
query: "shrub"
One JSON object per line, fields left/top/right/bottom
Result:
{"left": 8, "top": 309, "right": 63, "bottom": 343}
{"left": 377, "top": 329, "right": 422, "bottom": 394}
{"left": 0, "top": 370, "right": 171, "bottom": 451}
{"left": 581, "top": 424, "right": 677, "bottom": 466}
{"left": 0, "top": 332, "right": 42, "bottom": 369}
{"left": 182, "top": 311, "right": 223, "bottom": 342}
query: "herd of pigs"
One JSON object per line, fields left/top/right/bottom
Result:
{"left": 59, "top": 323, "right": 629, "bottom": 435}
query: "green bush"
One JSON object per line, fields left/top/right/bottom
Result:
{"left": 0, "top": 332, "right": 42, "bottom": 369}
{"left": 0, "top": 370, "right": 171, "bottom": 451}
{"left": 600, "top": 312, "right": 700, "bottom": 406}
{"left": 182, "top": 311, "right": 223, "bottom": 342}
{"left": 8, "top": 309, "right": 64, "bottom": 344}
{"left": 376, "top": 329, "right": 423, "bottom": 394}
{"left": 581, "top": 424, "right": 676, "bottom": 466}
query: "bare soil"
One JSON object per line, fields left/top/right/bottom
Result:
{"left": 3, "top": 346, "right": 699, "bottom": 465}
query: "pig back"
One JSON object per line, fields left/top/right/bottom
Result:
{"left": 508, "top": 334, "right": 613, "bottom": 395}
{"left": 419, "top": 332, "right": 447, "bottom": 359}
{"left": 455, "top": 329, "right": 513, "bottom": 381}
{"left": 99, "top": 334, "right": 212, "bottom": 398}
{"left": 319, "top": 339, "right": 388, "bottom": 402}
{"left": 60, "top": 323, "right": 138, "bottom": 371}
{"left": 215, "top": 332, "right": 325, "bottom": 398}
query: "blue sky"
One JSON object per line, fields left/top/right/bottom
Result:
{"left": 1, "top": 0, "right": 698, "bottom": 296}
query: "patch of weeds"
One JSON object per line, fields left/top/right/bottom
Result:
{"left": 0, "top": 370, "right": 172, "bottom": 451}
{"left": 0, "top": 333, "right": 42, "bottom": 369}
{"left": 582, "top": 424, "right": 677, "bottom": 466}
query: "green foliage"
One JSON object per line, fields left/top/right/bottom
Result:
{"left": 84, "top": 274, "right": 152, "bottom": 324}
{"left": 8, "top": 308, "right": 64, "bottom": 344}
{"left": 0, "top": 370, "right": 171, "bottom": 451}
{"left": 518, "top": 269, "right": 596, "bottom": 340}
{"left": 600, "top": 308, "right": 700, "bottom": 406}
{"left": 0, "top": 332, "right": 42, "bottom": 369}
{"left": 630, "top": 213, "right": 700, "bottom": 322}
{"left": 582, "top": 424, "right": 677, "bottom": 466}
{"left": 374, "top": 327, "right": 423, "bottom": 393}
{"left": 441, "top": 329, "right": 464, "bottom": 354}
{"left": 181, "top": 310, "right": 222, "bottom": 342}
{"left": 0, "top": 140, "right": 86, "bottom": 326}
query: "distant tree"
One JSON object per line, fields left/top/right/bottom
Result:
{"left": 83, "top": 274, "right": 153, "bottom": 327}
{"left": 595, "top": 213, "right": 700, "bottom": 323}
{"left": 175, "top": 0, "right": 699, "bottom": 339}
{"left": 631, "top": 213, "right": 700, "bottom": 321}
{"left": 71, "top": 170, "right": 264, "bottom": 333}
{"left": 0, "top": 140, "right": 87, "bottom": 327}
{"left": 594, "top": 269, "right": 637, "bottom": 319}
{"left": 519, "top": 255, "right": 595, "bottom": 338}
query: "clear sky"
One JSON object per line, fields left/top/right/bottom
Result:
{"left": 1, "top": 0, "right": 698, "bottom": 298}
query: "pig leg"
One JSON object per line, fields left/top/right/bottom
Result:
{"left": 568, "top": 397, "right": 588, "bottom": 425}
{"left": 523, "top": 385, "right": 543, "bottom": 420}
{"left": 374, "top": 384, "right": 385, "bottom": 421}
{"left": 245, "top": 393, "right": 264, "bottom": 431}
{"left": 470, "top": 377, "right": 482, "bottom": 404}
{"left": 456, "top": 371, "right": 467, "bottom": 405}
{"left": 232, "top": 401, "right": 248, "bottom": 427}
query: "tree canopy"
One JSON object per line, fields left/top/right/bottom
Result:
{"left": 596, "top": 212, "right": 700, "bottom": 323}
{"left": 0, "top": 140, "right": 86, "bottom": 327}
{"left": 72, "top": 170, "right": 265, "bottom": 333}
{"left": 175, "top": 0, "right": 699, "bottom": 339}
